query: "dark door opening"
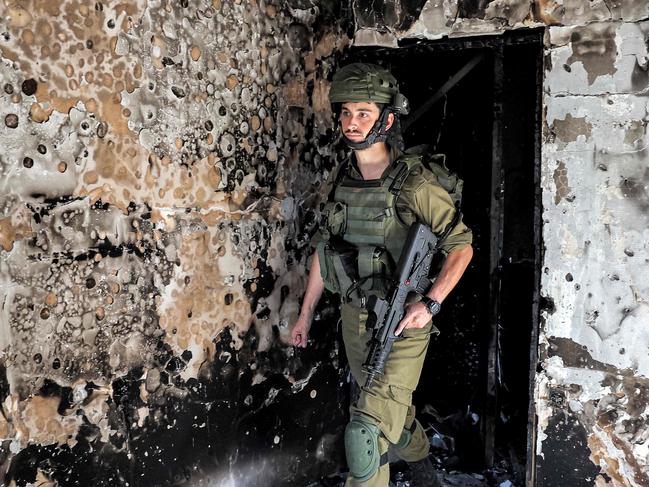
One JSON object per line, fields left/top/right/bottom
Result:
{"left": 347, "top": 29, "right": 543, "bottom": 484}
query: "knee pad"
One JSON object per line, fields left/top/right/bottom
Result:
{"left": 344, "top": 416, "right": 382, "bottom": 482}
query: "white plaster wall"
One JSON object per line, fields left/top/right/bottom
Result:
{"left": 539, "top": 18, "right": 649, "bottom": 486}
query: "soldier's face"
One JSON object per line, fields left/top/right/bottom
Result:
{"left": 339, "top": 102, "right": 383, "bottom": 142}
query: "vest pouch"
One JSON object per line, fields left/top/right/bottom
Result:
{"left": 323, "top": 201, "right": 347, "bottom": 237}
{"left": 317, "top": 239, "right": 358, "bottom": 295}
{"left": 358, "top": 246, "right": 395, "bottom": 295}
{"left": 372, "top": 247, "right": 395, "bottom": 293}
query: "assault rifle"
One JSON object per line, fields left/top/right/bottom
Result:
{"left": 362, "top": 223, "right": 438, "bottom": 388}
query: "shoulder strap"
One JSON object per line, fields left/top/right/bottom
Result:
{"left": 381, "top": 155, "right": 424, "bottom": 227}
{"left": 385, "top": 155, "right": 423, "bottom": 197}
{"left": 327, "top": 159, "right": 350, "bottom": 202}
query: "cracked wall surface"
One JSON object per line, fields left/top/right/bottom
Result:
{"left": 349, "top": 1, "right": 649, "bottom": 486}
{"left": 0, "top": 0, "right": 351, "bottom": 485}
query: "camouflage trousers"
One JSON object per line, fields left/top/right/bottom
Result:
{"left": 341, "top": 303, "right": 433, "bottom": 487}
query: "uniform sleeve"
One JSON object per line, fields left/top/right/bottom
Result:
{"left": 400, "top": 169, "right": 473, "bottom": 255}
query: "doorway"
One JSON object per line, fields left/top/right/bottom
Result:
{"left": 347, "top": 28, "right": 544, "bottom": 484}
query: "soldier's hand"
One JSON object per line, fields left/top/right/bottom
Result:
{"left": 395, "top": 302, "right": 431, "bottom": 336}
{"left": 291, "top": 316, "right": 311, "bottom": 348}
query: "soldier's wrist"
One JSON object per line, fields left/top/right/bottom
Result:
{"left": 420, "top": 296, "right": 441, "bottom": 317}
{"left": 298, "top": 312, "right": 313, "bottom": 324}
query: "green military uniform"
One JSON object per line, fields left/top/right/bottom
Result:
{"left": 316, "top": 146, "right": 472, "bottom": 486}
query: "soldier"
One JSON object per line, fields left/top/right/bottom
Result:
{"left": 292, "top": 63, "right": 473, "bottom": 487}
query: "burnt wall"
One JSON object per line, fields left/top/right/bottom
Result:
{"left": 0, "top": 1, "right": 352, "bottom": 485}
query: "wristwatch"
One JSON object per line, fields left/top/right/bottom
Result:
{"left": 421, "top": 296, "right": 442, "bottom": 317}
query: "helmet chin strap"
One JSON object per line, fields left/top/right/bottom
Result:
{"left": 343, "top": 107, "right": 393, "bottom": 151}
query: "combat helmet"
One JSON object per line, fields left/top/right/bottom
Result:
{"left": 330, "top": 63, "right": 409, "bottom": 150}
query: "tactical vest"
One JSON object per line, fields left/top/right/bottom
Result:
{"left": 317, "top": 155, "right": 424, "bottom": 303}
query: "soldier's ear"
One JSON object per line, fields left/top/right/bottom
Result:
{"left": 386, "top": 112, "right": 395, "bottom": 131}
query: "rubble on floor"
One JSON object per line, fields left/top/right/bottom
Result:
{"left": 310, "top": 402, "right": 521, "bottom": 487}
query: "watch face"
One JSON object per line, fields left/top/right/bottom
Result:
{"left": 427, "top": 300, "right": 441, "bottom": 316}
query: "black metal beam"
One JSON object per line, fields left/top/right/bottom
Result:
{"left": 397, "top": 28, "right": 545, "bottom": 51}
{"left": 484, "top": 42, "right": 505, "bottom": 468}
{"left": 526, "top": 30, "right": 545, "bottom": 487}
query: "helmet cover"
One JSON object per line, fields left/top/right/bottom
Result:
{"left": 330, "top": 63, "right": 401, "bottom": 107}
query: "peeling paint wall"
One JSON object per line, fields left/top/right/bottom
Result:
{"left": 349, "top": 1, "right": 649, "bottom": 486}
{"left": 0, "top": 0, "right": 351, "bottom": 484}
{"left": 539, "top": 18, "right": 649, "bottom": 487}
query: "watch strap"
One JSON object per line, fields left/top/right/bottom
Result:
{"left": 421, "top": 296, "right": 441, "bottom": 316}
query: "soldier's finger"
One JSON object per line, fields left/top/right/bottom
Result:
{"left": 395, "top": 318, "right": 408, "bottom": 336}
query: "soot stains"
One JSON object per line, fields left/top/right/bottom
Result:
{"left": 547, "top": 336, "right": 617, "bottom": 372}
{"left": 619, "top": 167, "right": 649, "bottom": 214}
{"left": 567, "top": 24, "right": 617, "bottom": 86}
{"left": 5, "top": 322, "right": 347, "bottom": 486}
{"left": 537, "top": 412, "right": 602, "bottom": 487}
{"left": 3, "top": 199, "right": 179, "bottom": 393}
